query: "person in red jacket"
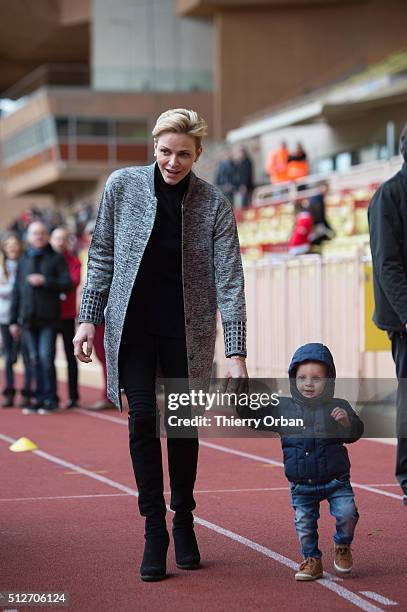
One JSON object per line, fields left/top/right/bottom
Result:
{"left": 289, "top": 200, "right": 313, "bottom": 255}
{"left": 50, "top": 227, "right": 81, "bottom": 408}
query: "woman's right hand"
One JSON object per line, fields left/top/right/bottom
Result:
{"left": 73, "top": 322, "right": 96, "bottom": 363}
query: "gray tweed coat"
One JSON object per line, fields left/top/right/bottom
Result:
{"left": 79, "top": 163, "right": 247, "bottom": 410}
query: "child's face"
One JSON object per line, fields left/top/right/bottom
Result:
{"left": 295, "top": 362, "right": 328, "bottom": 398}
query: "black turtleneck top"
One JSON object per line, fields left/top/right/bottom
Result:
{"left": 126, "top": 164, "right": 191, "bottom": 337}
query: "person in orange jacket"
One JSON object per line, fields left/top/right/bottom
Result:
{"left": 265, "top": 141, "right": 289, "bottom": 184}
{"left": 287, "top": 142, "right": 309, "bottom": 181}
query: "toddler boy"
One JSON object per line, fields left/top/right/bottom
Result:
{"left": 238, "top": 343, "right": 363, "bottom": 580}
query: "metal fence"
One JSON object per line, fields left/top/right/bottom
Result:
{"left": 215, "top": 251, "right": 394, "bottom": 379}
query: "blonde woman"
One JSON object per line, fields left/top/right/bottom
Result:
{"left": 74, "top": 109, "right": 247, "bottom": 581}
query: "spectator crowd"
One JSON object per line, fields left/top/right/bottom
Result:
{"left": 265, "top": 141, "right": 309, "bottom": 185}
{"left": 215, "top": 141, "right": 311, "bottom": 210}
{"left": 0, "top": 219, "right": 114, "bottom": 414}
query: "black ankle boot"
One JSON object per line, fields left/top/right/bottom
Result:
{"left": 140, "top": 531, "right": 170, "bottom": 582}
{"left": 1, "top": 390, "right": 15, "bottom": 408}
{"left": 173, "top": 513, "right": 200, "bottom": 570}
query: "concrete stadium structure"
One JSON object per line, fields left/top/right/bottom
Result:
{"left": 0, "top": 0, "right": 213, "bottom": 224}
{"left": 0, "top": 0, "right": 406, "bottom": 224}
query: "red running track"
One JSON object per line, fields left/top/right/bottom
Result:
{"left": 0, "top": 380, "right": 406, "bottom": 611}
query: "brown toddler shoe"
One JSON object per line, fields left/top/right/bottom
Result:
{"left": 295, "top": 557, "right": 323, "bottom": 581}
{"left": 334, "top": 544, "right": 353, "bottom": 573}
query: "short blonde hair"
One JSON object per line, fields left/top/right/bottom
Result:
{"left": 152, "top": 108, "right": 208, "bottom": 149}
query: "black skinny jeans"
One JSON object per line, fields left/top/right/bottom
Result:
{"left": 119, "top": 329, "right": 199, "bottom": 535}
{"left": 57, "top": 319, "right": 79, "bottom": 402}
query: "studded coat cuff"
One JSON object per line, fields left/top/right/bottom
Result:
{"left": 223, "top": 320, "right": 247, "bottom": 357}
{"left": 79, "top": 288, "right": 108, "bottom": 325}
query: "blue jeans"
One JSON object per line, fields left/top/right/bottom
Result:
{"left": 23, "top": 326, "right": 57, "bottom": 406}
{"left": 0, "top": 324, "right": 32, "bottom": 395}
{"left": 290, "top": 477, "right": 359, "bottom": 559}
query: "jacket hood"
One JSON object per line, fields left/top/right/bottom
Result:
{"left": 288, "top": 343, "right": 336, "bottom": 406}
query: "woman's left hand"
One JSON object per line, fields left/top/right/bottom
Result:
{"left": 224, "top": 356, "right": 248, "bottom": 394}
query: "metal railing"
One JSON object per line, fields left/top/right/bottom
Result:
{"left": 252, "top": 156, "right": 402, "bottom": 207}
{"left": 1, "top": 64, "right": 90, "bottom": 100}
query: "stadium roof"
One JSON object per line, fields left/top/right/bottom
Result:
{"left": 227, "top": 51, "right": 407, "bottom": 142}
{"left": 0, "top": 0, "right": 90, "bottom": 94}
{"left": 177, "top": 0, "right": 359, "bottom": 17}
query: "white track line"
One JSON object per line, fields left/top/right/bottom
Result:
{"left": 0, "top": 493, "right": 129, "bottom": 502}
{"left": 360, "top": 592, "right": 398, "bottom": 606}
{"left": 193, "top": 486, "right": 289, "bottom": 493}
{"left": 201, "top": 439, "right": 285, "bottom": 466}
{"left": 0, "top": 432, "right": 388, "bottom": 611}
{"left": 76, "top": 409, "right": 127, "bottom": 424}
{"left": 362, "top": 484, "right": 399, "bottom": 488}
{"left": 76, "top": 411, "right": 405, "bottom": 501}
{"left": 351, "top": 484, "right": 402, "bottom": 500}
{"left": 0, "top": 485, "right": 399, "bottom": 502}
{"left": 0, "top": 488, "right": 289, "bottom": 503}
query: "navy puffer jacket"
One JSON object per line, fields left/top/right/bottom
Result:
{"left": 239, "top": 343, "right": 363, "bottom": 484}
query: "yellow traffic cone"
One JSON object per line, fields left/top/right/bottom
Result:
{"left": 9, "top": 437, "right": 38, "bottom": 452}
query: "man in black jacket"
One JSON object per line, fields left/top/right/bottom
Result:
{"left": 215, "top": 149, "right": 237, "bottom": 205}
{"left": 9, "top": 221, "right": 72, "bottom": 414}
{"left": 235, "top": 146, "right": 254, "bottom": 208}
{"left": 368, "top": 123, "right": 407, "bottom": 504}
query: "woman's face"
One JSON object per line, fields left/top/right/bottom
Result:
{"left": 154, "top": 132, "right": 202, "bottom": 185}
{"left": 3, "top": 237, "right": 21, "bottom": 260}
